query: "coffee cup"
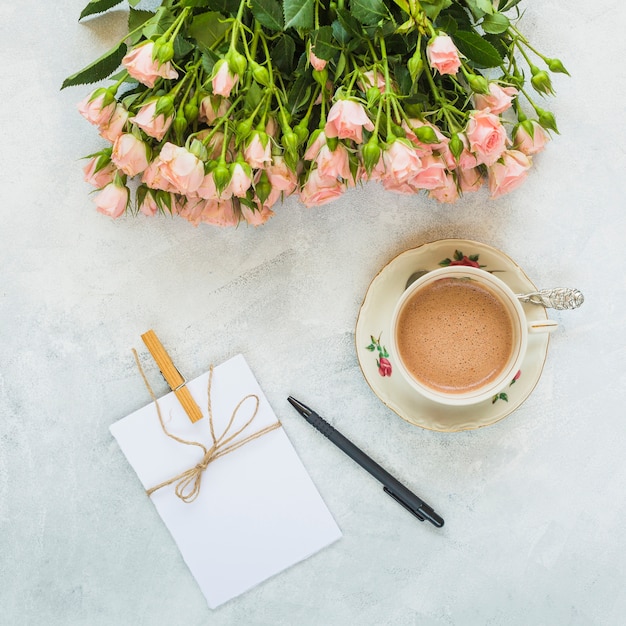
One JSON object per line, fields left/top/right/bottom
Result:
{"left": 390, "top": 266, "right": 557, "bottom": 406}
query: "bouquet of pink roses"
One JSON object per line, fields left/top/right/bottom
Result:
{"left": 64, "top": 0, "right": 567, "bottom": 227}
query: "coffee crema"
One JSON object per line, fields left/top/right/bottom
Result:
{"left": 395, "top": 277, "right": 514, "bottom": 394}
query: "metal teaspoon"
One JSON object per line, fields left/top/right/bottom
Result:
{"left": 404, "top": 270, "right": 584, "bottom": 310}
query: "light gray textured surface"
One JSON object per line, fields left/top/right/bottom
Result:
{"left": 2, "top": 1, "right": 625, "bottom": 624}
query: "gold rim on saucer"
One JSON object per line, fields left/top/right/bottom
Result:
{"left": 355, "top": 239, "right": 550, "bottom": 432}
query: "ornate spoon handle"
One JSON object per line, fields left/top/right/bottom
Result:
{"left": 516, "top": 288, "right": 584, "bottom": 310}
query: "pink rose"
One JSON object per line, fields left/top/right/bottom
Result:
{"left": 378, "top": 357, "right": 392, "bottom": 377}
{"left": 196, "top": 129, "right": 228, "bottom": 160}
{"left": 93, "top": 180, "right": 129, "bottom": 218}
{"left": 450, "top": 256, "right": 480, "bottom": 268}
{"left": 513, "top": 121, "right": 549, "bottom": 155}
{"left": 474, "top": 83, "right": 518, "bottom": 115}
{"left": 429, "top": 174, "right": 459, "bottom": 203}
{"left": 456, "top": 134, "right": 480, "bottom": 170}
{"left": 141, "top": 160, "right": 178, "bottom": 192}
{"left": 187, "top": 198, "right": 240, "bottom": 227}
{"left": 156, "top": 143, "right": 205, "bottom": 194}
{"left": 256, "top": 185, "right": 282, "bottom": 210}
{"left": 466, "top": 110, "right": 507, "bottom": 166}
{"left": 77, "top": 89, "right": 115, "bottom": 127}
{"left": 138, "top": 190, "right": 159, "bottom": 216}
{"left": 266, "top": 157, "right": 298, "bottom": 194}
{"left": 358, "top": 69, "right": 386, "bottom": 93}
{"left": 195, "top": 171, "right": 231, "bottom": 200}
{"left": 122, "top": 42, "right": 178, "bottom": 88}
{"left": 325, "top": 100, "right": 374, "bottom": 144}
{"left": 316, "top": 143, "right": 351, "bottom": 180}
{"left": 83, "top": 156, "right": 116, "bottom": 188}
{"left": 212, "top": 61, "right": 238, "bottom": 98}
{"left": 381, "top": 140, "right": 422, "bottom": 185}
{"left": 265, "top": 117, "right": 279, "bottom": 138}
{"left": 309, "top": 49, "right": 327, "bottom": 71}
{"left": 99, "top": 104, "right": 129, "bottom": 143}
{"left": 410, "top": 154, "right": 447, "bottom": 190}
{"left": 241, "top": 203, "right": 275, "bottom": 226}
{"left": 304, "top": 130, "right": 327, "bottom": 161}
{"left": 244, "top": 132, "right": 271, "bottom": 169}
{"left": 226, "top": 163, "right": 253, "bottom": 197}
{"left": 130, "top": 101, "right": 173, "bottom": 141}
{"left": 111, "top": 133, "right": 150, "bottom": 177}
{"left": 138, "top": 189, "right": 179, "bottom": 217}
{"left": 177, "top": 197, "right": 205, "bottom": 226}
{"left": 198, "top": 95, "right": 230, "bottom": 124}
{"left": 403, "top": 119, "right": 448, "bottom": 154}
{"left": 299, "top": 169, "right": 345, "bottom": 207}
{"left": 426, "top": 35, "right": 461, "bottom": 75}
{"left": 457, "top": 166, "right": 484, "bottom": 193}
{"left": 488, "top": 150, "right": 532, "bottom": 198}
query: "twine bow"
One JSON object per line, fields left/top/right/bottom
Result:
{"left": 133, "top": 349, "right": 281, "bottom": 503}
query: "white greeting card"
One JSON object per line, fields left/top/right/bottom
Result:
{"left": 110, "top": 354, "right": 341, "bottom": 609}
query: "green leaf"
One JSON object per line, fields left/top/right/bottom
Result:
{"left": 181, "top": 0, "right": 239, "bottom": 9}
{"left": 201, "top": 50, "right": 219, "bottom": 75}
{"left": 334, "top": 50, "right": 347, "bottom": 79}
{"left": 128, "top": 8, "right": 155, "bottom": 41}
{"left": 128, "top": 0, "right": 142, "bottom": 6}
{"left": 283, "top": 0, "right": 314, "bottom": 30}
{"left": 439, "top": 4, "right": 472, "bottom": 30}
{"left": 337, "top": 8, "right": 364, "bottom": 39}
{"left": 173, "top": 35, "right": 195, "bottom": 59}
{"left": 61, "top": 42, "right": 127, "bottom": 89}
{"left": 464, "top": 0, "right": 492, "bottom": 19}
{"left": 142, "top": 7, "right": 176, "bottom": 39}
{"left": 79, "top": 0, "right": 123, "bottom": 20}
{"left": 244, "top": 81, "right": 264, "bottom": 111}
{"left": 500, "top": 0, "right": 523, "bottom": 11}
{"left": 188, "top": 12, "right": 233, "bottom": 50}
{"left": 484, "top": 33, "right": 509, "bottom": 58}
{"left": 287, "top": 73, "right": 312, "bottom": 115}
{"left": 453, "top": 30, "right": 502, "bottom": 68}
{"left": 332, "top": 19, "right": 350, "bottom": 45}
{"left": 350, "top": 0, "right": 387, "bottom": 26}
{"left": 312, "top": 26, "right": 341, "bottom": 60}
{"left": 420, "top": 0, "right": 452, "bottom": 21}
{"left": 271, "top": 34, "right": 296, "bottom": 74}
{"left": 482, "top": 13, "right": 510, "bottom": 34}
{"left": 475, "top": 0, "right": 493, "bottom": 14}
{"left": 250, "top": 0, "right": 284, "bottom": 31}
{"left": 435, "top": 13, "right": 458, "bottom": 35}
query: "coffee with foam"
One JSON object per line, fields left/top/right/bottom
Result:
{"left": 395, "top": 277, "right": 514, "bottom": 394}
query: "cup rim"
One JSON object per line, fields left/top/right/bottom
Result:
{"left": 390, "top": 266, "right": 528, "bottom": 406}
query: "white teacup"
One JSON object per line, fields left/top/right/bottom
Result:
{"left": 390, "top": 266, "right": 557, "bottom": 406}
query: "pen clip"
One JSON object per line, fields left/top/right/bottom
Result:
{"left": 383, "top": 486, "right": 425, "bottom": 522}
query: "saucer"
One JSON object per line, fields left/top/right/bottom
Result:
{"left": 355, "top": 239, "right": 550, "bottom": 432}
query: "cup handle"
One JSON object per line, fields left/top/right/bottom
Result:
{"left": 528, "top": 319, "right": 558, "bottom": 334}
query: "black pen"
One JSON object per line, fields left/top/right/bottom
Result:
{"left": 287, "top": 397, "right": 444, "bottom": 528}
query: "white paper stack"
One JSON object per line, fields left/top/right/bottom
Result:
{"left": 110, "top": 354, "right": 342, "bottom": 608}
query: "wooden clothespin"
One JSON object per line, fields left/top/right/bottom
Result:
{"left": 141, "top": 330, "right": 203, "bottom": 423}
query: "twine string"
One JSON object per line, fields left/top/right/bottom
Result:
{"left": 132, "top": 349, "right": 280, "bottom": 503}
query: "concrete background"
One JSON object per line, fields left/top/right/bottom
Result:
{"left": 1, "top": 1, "right": 625, "bottom": 624}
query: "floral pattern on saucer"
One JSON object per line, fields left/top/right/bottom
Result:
{"left": 355, "top": 239, "right": 550, "bottom": 432}
{"left": 492, "top": 369, "right": 522, "bottom": 404}
{"left": 438, "top": 249, "right": 486, "bottom": 268}
{"left": 365, "top": 334, "right": 392, "bottom": 377}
